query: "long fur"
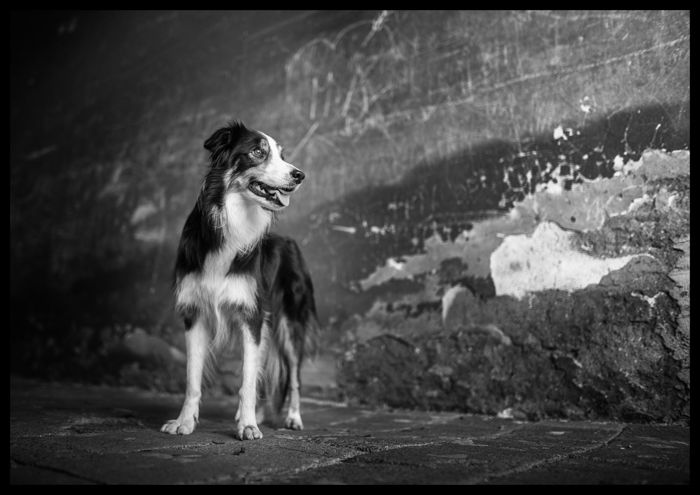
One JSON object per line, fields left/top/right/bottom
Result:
{"left": 173, "top": 121, "right": 319, "bottom": 424}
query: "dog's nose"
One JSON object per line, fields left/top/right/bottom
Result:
{"left": 291, "top": 169, "right": 305, "bottom": 183}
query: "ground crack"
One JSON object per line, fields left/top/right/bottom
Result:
{"left": 475, "top": 424, "right": 627, "bottom": 484}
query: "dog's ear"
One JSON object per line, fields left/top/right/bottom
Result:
{"left": 204, "top": 121, "right": 248, "bottom": 153}
{"left": 203, "top": 127, "right": 232, "bottom": 153}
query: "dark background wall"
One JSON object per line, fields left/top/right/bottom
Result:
{"left": 10, "top": 11, "right": 689, "bottom": 421}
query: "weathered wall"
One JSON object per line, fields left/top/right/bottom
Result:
{"left": 10, "top": 11, "right": 689, "bottom": 422}
{"left": 337, "top": 150, "right": 690, "bottom": 422}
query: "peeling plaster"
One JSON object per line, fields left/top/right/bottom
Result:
{"left": 519, "top": 176, "right": 645, "bottom": 231}
{"left": 359, "top": 208, "right": 537, "bottom": 290}
{"left": 359, "top": 257, "right": 412, "bottom": 290}
{"left": 490, "top": 221, "right": 652, "bottom": 299}
{"left": 515, "top": 150, "right": 688, "bottom": 232}
{"left": 357, "top": 150, "right": 688, "bottom": 293}
{"left": 441, "top": 285, "right": 467, "bottom": 324}
{"left": 634, "top": 149, "right": 690, "bottom": 179}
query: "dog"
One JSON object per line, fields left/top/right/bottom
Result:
{"left": 161, "top": 121, "right": 319, "bottom": 440}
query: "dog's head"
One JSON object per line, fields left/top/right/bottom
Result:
{"left": 203, "top": 121, "right": 305, "bottom": 211}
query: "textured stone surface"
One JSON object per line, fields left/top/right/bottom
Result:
{"left": 10, "top": 378, "right": 689, "bottom": 485}
{"left": 341, "top": 284, "right": 688, "bottom": 422}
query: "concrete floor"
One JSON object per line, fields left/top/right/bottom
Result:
{"left": 10, "top": 376, "right": 689, "bottom": 484}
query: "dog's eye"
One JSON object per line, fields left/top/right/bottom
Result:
{"left": 250, "top": 147, "right": 265, "bottom": 159}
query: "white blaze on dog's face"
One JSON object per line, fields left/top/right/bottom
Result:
{"left": 235, "top": 132, "right": 305, "bottom": 211}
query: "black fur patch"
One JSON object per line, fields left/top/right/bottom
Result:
{"left": 173, "top": 202, "right": 223, "bottom": 282}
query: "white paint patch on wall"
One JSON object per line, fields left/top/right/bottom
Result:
{"left": 130, "top": 201, "right": 159, "bottom": 224}
{"left": 490, "top": 221, "right": 650, "bottom": 299}
{"left": 359, "top": 257, "right": 411, "bottom": 290}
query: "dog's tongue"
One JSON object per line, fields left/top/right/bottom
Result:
{"left": 275, "top": 191, "right": 290, "bottom": 207}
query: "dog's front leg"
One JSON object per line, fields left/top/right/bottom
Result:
{"left": 161, "top": 319, "right": 208, "bottom": 435}
{"left": 235, "top": 322, "right": 264, "bottom": 440}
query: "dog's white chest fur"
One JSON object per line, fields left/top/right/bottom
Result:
{"left": 176, "top": 195, "right": 271, "bottom": 312}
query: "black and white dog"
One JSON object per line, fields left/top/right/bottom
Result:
{"left": 161, "top": 121, "right": 319, "bottom": 440}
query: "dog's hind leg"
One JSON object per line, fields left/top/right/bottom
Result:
{"left": 161, "top": 319, "right": 209, "bottom": 435}
{"left": 279, "top": 316, "right": 304, "bottom": 430}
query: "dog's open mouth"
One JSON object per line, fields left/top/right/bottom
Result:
{"left": 248, "top": 180, "right": 294, "bottom": 208}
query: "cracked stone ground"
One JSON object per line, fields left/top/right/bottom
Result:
{"left": 10, "top": 377, "right": 689, "bottom": 484}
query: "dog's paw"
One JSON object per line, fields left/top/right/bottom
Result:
{"left": 284, "top": 415, "right": 304, "bottom": 431}
{"left": 161, "top": 417, "right": 197, "bottom": 435}
{"left": 235, "top": 424, "right": 263, "bottom": 441}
